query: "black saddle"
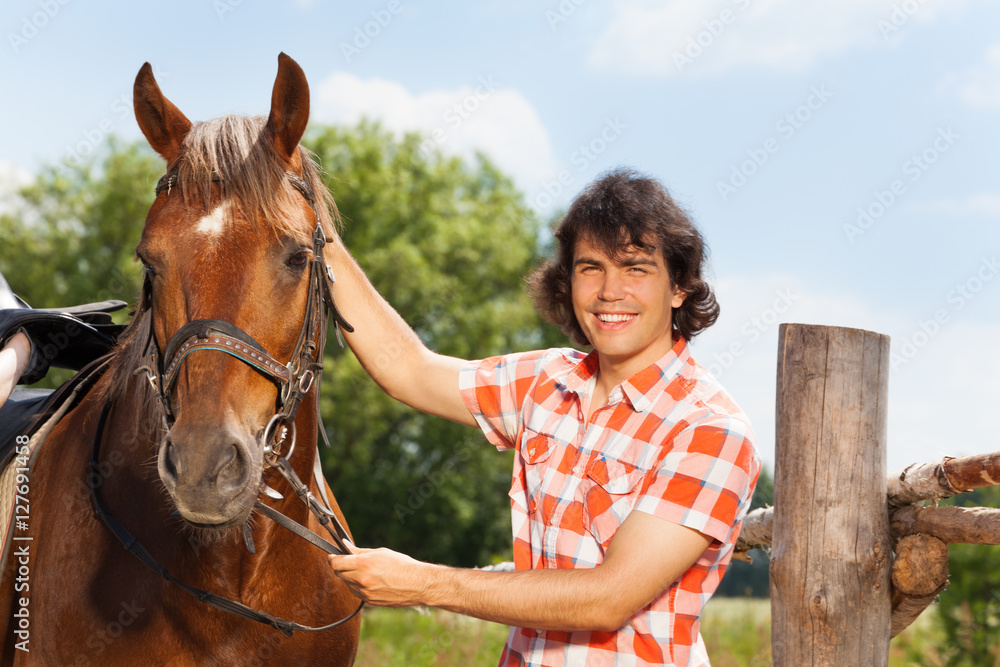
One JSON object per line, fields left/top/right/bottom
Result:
{"left": 0, "top": 272, "right": 127, "bottom": 462}
{"left": 0, "top": 272, "right": 127, "bottom": 384}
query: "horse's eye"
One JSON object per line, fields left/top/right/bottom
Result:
{"left": 288, "top": 251, "right": 310, "bottom": 268}
{"left": 137, "top": 254, "right": 157, "bottom": 277}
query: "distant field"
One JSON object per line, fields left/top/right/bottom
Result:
{"left": 357, "top": 598, "right": 944, "bottom": 666}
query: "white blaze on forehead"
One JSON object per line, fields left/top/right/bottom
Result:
{"left": 194, "top": 201, "right": 231, "bottom": 237}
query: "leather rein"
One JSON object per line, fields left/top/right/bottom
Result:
{"left": 88, "top": 168, "right": 364, "bottom": 636}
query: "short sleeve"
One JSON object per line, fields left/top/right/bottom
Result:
{"left": 459, "top": 350, "right": 555, "bottom": 450}
{"left": 633, "top": 414, "right": 760, "bottom": 545}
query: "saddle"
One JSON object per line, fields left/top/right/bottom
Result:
{"left": 0, "top": 272, "right": 127, "bottom": 463}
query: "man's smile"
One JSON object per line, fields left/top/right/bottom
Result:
{"left": 595, "top": 312, "right": 637, "bottom": 325}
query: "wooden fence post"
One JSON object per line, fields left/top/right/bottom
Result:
{"left": 770, "top": 324, "right": 892, "bottom": 666}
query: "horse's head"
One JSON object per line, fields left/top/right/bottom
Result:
{"left": 132, "top": 54, "right": 333, "bottom": 529}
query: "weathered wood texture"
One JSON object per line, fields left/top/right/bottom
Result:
{"left": 735, "top": 506, "right": 773, "bottom": 553}
{"left": 737, "top": 448, "right": 1000, "bottom": 552}
{"left": 889, "top": 534, "right": 949, "bottom": 637}
{"left": 891, "top": 505, "right": 1000, "bottom": 544}
{"left": 888, "top": 451, "right": 1000, "bottom": 507}
{"left": 770, "top": 324, "right": 892, "bottom": 667}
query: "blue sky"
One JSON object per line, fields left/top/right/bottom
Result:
{"left": 1, "top": 0, "right": 998, "bottom": 472}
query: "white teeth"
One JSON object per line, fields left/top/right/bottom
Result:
{"left": 597, "top": 313, "right": 635, "bottom": 323}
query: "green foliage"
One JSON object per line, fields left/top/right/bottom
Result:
{"left": 701, "top": 598, "right": 772, "bottom": 666}
{"left": 933, "top": 485, "right": 1000, "bottom": 666}
{"left": 1, "top": 141, "right": 159, "bottom": 387}
{"left": 357, "top": 608, "right": 509, "bottom": 666}
{"left": 306, "top": 121, "right": 567, "bottom": 566}
{"left": 1, "top": 140, "right": 156, "bottom": 308}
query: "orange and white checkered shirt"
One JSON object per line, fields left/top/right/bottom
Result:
{"left": 460, "top": 336, "right": 759, "bottom": 667}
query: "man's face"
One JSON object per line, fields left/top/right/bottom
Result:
{"left": 571, "top": 235, "right": 686, "bottom": 378}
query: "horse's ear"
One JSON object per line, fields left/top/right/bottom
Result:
{"left": 266, "top": 53, "right": 309, "bottom": 169}
{"left": 133, "top": 63, "right": 192, "bottom": 164}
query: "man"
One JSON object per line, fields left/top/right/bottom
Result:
{"left": 327, "top": 168, "right": 759, "bottom": 666}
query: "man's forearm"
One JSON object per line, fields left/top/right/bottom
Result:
{"left": 327, "top": 237, "right": 474, "bottom": 425}
{"left": 330, "top": 512, "right": 711, "bottom": 633}
{"left": 421, "top": 563, "right": 630, "bottom": 632}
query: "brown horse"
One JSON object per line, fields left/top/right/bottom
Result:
{"left": 0, "top": 54, "right": 362, "bottom": 665}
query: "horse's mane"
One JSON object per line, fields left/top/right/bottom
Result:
{"left": 93, "top": 114, "right": 340, "bottom": 439}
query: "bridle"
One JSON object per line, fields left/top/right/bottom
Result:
{"left": 89, "top": 168, "right": 365, "bottom": 635}
{"left": 144, "top": 169, "right": 352, "bottom": 461}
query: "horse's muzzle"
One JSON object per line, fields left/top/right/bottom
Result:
{"left": 158, "top": 422, "right": 262, "bottom": 528}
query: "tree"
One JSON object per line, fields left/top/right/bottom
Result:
{"left": 305, "top": 120, "right": 567, "bottom": 566}
{"left": 1, "top": 140, "right": 158, "bottom": 387}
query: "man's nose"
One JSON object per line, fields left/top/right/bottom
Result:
{"left": 598, "top": 271, "right": 626, "bottom": 301}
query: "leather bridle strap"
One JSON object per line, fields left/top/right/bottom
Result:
{"left": 88, "top": 399, "right": 364, "bottom": 636}
{"left": 161, "top": 319, "right": 291, "bottom": 393}
{"left": 254, "top": 501, "right": 348, "bottom": 557}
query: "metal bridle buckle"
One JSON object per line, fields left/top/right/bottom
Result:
{"left": 298, "top": 369, "right": 315, "bottom": 395}
{"left": 262, "top": 414, "right": 297, "bottom": 466}
{"left": 133, "top": 365, "right": 159, "bottom": 394}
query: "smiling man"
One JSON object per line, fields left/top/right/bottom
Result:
{"left": 328, "top": 168, "right": 760, "bottom": 666}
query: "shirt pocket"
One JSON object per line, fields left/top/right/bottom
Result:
{"left": 515, "top": 431, "right": 557, "bottom": 517}
{"left": 583, "top": 456, "right": 647, "bottom": 547}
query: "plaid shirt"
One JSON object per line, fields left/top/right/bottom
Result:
{"left": 459, "top": 336, "right": 759, "bottom": 667}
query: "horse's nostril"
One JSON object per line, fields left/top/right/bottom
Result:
{"left": 164, "top": 441, "right": 179, "bottom": 479}
{"left": 220, "top": 444, "right": 239, "bottom": 474}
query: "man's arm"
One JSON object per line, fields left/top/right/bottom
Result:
{"left": 329, "top": 509, "right": 711, "bottom": 632}
{"left": 0, "top": 332, "right": 32, "bottom": 408}
{"left": 327, "top": 236, "right": 476, "bottom": 427}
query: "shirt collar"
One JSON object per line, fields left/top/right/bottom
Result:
{"left": 557, "top": 334, "right": 693, "bottom": 413}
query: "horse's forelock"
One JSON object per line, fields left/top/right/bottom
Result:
{"left": 173, "top": 114, "right": 339, "bottom": 239}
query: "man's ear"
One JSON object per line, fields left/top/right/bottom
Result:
{"left": 671, "top": 288, "right": 687, "bottom": 309}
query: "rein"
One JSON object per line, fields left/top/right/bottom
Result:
{"left": 89, "top": 168, "right": 364, "bottom": 635}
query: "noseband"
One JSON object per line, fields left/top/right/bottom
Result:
{"left": 89, "top": 168, "right": 365, "bottom": 636}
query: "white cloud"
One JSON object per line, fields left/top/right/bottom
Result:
{"left": 312, "top": 72, "right": 558, "bottom": 194}
{"left": 957, "top": 42, "right": 1000, "bottom": 108}
{"left": 588, "top": 0, "right": 973, "bottom": 78}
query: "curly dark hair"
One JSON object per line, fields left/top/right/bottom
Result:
{"left": 527, "top": 167, "right": 719, "bottom": 347}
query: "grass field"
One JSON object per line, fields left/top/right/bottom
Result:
{"left": 356, "top": 598, "right": 946, "bottom": 665}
